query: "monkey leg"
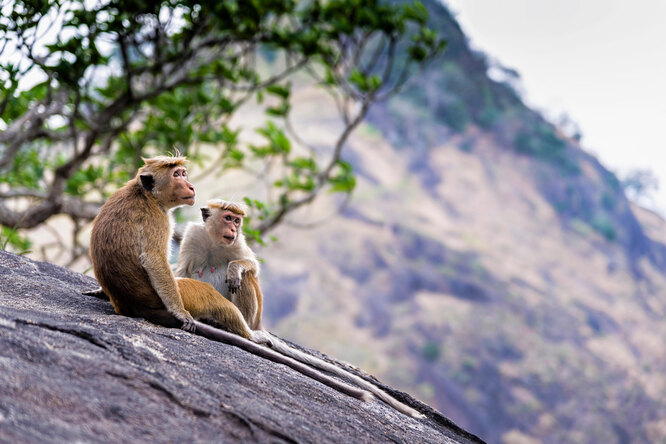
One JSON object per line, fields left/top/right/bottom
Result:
{"left": 231, "top": 275, "right": 263, "bottom": 330}
{"left": 177, "top": 278, "right": 254, "bottom": 340}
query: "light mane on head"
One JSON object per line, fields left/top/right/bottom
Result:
{"left": 138, "top": 155, "right": 188, "bottom": 174}
{"left": 207, "top": 199, "right": 248, "bottom": 217}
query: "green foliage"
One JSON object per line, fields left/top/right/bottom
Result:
{"left": 242, "top": 198, "right": 277, "bottom": 246}
{"left": 590, "top": 212, "right": 616, "bottom": 242}
{"left": 605, "top": 172, "right": 622, "bottom": 191}
{"left": 601, "top": 193, "right": 616, "bottom": 211}
{"left": 0, "top": 0, "right": 445, "bottom": 245}
{"left": 251, "top": 121, "right": 292, "bottom": 157}
{"left": 1, "top": 227, "right": 31, "bottom": 254}
{"left": 514, "top": 124, "right": 580, "bottom": 174}
{"left": 477, "top": 104, "right": 500, "bottom": 129}
{"left": 571, "top": 219, "right": 593, "bottom": 237}
{"left": 422, "top": 341, "right": 441, "bottom": 362}
{"left": 0, "top": 148, "right": 45, "bottom": 189}
{"left": 328, "top": 160, "right": 356, "bottom": 194}
{"left": 65, "top": 164, "right": 106, "bottom": 196}
{"left": 349, "top": 68, "right": 383, "bottom": 93}
{"left": 435, "top": 101, "right": 469, "bottom": 132}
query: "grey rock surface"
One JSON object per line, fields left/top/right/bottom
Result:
{"left": 0, "top": 250, "right": 483, "bottom": 443}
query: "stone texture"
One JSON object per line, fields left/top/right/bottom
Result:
{"left": 0, "top": 250, "right": 483, "bottom": 444}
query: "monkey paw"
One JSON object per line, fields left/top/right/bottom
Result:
{"left": 178, "top": 313, "right": 196, "bottom": 332}
{"left": 197, "top": 269, "right": 203, "bottom": 278}
{"left": 181, "top": 320, "right": 196, "bottom": 332}
{"left": 226, "top": 275, "right": 241, "bottom": 294}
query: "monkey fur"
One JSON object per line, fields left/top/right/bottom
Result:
{"left": 87, "top": 156, "right": 370, "bottom": 401}
{"left": 175, "top": 199, "right": 424, "bottom": 418}
{"left": 176, "top": 200, "right": 263, "bottom": 330}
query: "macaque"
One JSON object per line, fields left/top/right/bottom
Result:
{"left": 176, "top": 199, "right": 424, "bottom": 418}
{"left": 176, "top": 200, "right": 263, "bottom": 330}
{"left": 87, "top": 155, "right": 369, "bottom": 402}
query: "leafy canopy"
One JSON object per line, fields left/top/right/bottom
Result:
{"left": 0, "top": 0, "right": 444, "bottom": 256}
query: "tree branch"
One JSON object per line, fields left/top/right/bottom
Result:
{"left": 0, "top": 90, "right": 69, "bottom": 169}
{"left": 256, "top": 98, "right": 371, "bottom": 235}
{"left": 0, "top": 190, "right": 101, "bottom": 227}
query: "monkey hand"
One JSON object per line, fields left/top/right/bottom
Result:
{"left": 225, "top": 276, "right": 241, "bottom": 294}
{"left": 176, "top": 310, "right": 196, "bottom": 332}
{"left": 225, "top": 265, "right": 243, "bottom": 294}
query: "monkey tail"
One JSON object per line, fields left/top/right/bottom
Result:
{"left": 265, "top": 333, "right": 424, "bottom": 418}
{"left": 192, "top": 321, "right": 372, "bottom": 402}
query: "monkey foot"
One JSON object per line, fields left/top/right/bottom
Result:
{"left": 251, "top": 330, "right": 273, "bottom": 347}
{"left": 197, "top": 269, "right": 203, "bottom": 278}
{"left": 180, "top": 318, "right": 196, "bottom": 333}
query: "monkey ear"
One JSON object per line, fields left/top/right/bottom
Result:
{"left": 201, "top": 207, "right": 211, "bottom": 222}
{"left": 139, "top": 174, "right": 155, "bottom": 192}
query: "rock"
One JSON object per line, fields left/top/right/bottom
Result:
{"left": 0, "top": 250, "right": 483, "bottom": 443}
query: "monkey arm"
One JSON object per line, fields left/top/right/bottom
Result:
{"left": 175, "top": 223, "right": 215, "bottom": 279}
{"left": 174, "top": 251, "right": 196, "bottom": 278}
{"left": 174, "top": 245, "right": 190, "bottom": 277}
{"left": 139, "top": 251, "right": 196, "bottom": 332}
{"left": 226, "top": 259, "right": 259, "bottom": 294}
{"left": 229, "top": 258, "right": 260, "bottom": 276}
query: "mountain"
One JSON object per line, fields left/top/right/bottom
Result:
{"left": 251, "top": 2, "right": 666, "bottom": 443}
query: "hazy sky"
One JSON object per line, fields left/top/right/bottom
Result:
{"left": 444, "top": 0, "right": 666, "bottom": 215}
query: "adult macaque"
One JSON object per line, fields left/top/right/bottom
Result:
{"left": 87, "top": 155, "right": 369, "bottom": 402}
{"left": 176, "top": 199, "right": 424, "bottom": 418}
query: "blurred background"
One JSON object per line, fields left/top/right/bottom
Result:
{"left": 1, "top": 1, "right": 664, "bottom": 443}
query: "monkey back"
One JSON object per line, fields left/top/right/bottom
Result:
{"left": 90, "top": 179, "right": 170, "bottom": 316}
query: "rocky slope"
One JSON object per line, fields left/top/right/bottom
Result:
{"left": 0, "top": 250, "right": 482, "bottom": 444}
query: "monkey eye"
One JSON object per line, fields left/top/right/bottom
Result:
{"left": 225, "top": 215, "right": 233, "bottom": 221}
{"left": 234, "top": 218, "right": 241, "bottom": 225}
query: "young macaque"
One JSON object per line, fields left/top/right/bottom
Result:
{"left": 176, "top": 200, "right": 263, "bottom": 330}
{"left": 175, "top": 199, "right": 424, "bottom": 418}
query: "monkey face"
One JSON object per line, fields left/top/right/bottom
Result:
{"left": 139, "top": 165, "right": 196, "bottom": 208}
{"left": 207, "top": 209, "right": 242, "bottom": 245}
{"left": 170, "top": 167, "right": 196, "bottom": 206}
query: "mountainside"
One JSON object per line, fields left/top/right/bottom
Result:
{"left": 0, "top": 250, "right": 481, "bottom": 444}
{"left": 248, "top": 2, "right": 666, "bottom": 443}
{"left": 7, "top": 1, "right": 666, "bottom": 443}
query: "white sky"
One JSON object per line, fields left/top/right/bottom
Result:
{"left": 444, "top": 0, "right": 666, "bottom": 215}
